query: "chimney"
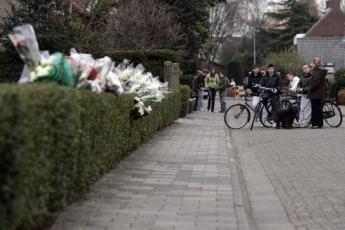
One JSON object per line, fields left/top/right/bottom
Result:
{"left": 326, "top": 0, "right": 341, "bottom": 10}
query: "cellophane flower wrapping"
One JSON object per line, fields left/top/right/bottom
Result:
{"left": 67, "top": 49, "right": 95, "bottom": 90}
{"left": 9, "top": 24, "right": 169, "bottom": 118}
{"left": 8, "top": 24, "right": 41, "bottom": 71}
{"left": 112, "top": 60, "right": 169, "bottom": 118}
{"left": 30, "top": 52, "right": 75, "bottom": 87}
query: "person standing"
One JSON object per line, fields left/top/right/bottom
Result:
{"left": 297, "top": 64, "right": 312, "bottom": 127}
{"left": 259, "top": 64, "right": 283, "bottom": 128}
{"left": 205, "top": 69, "right": 219, "bottom": 112}
{"left": 286, "top": 72, "right": 300, "bottom": 94}
{"left": 308, "top": 58, "right": 327, "bottom": 129}
{"left": 192, "top": 70, "right": 205, "bottom": 111}
{"left": 244, "top": 65, "right": 263, "bottom": 108}
{"left": 230, "top": 79, "right": 236, "bottom": 87}
{"left": 218, "top": 73, "right": 230, "bottom": 113}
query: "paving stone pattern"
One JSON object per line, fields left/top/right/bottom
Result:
{"left": 51, "top": 97, "right": 345, "bottom": 230}
{"left": 51, "top": 110, "right": 238, "bottom": 230}
{"left": 231, "top": 114, "right": 345, "bottom": 230}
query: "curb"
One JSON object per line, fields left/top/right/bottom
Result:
{"left": 225, "top": 126, "right": 258, "bottom": 230}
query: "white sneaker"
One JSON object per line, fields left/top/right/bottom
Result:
{"left": 272, "top": 122, "right": 277, "bottom": 128}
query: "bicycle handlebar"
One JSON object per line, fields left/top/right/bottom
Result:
{"left": 253, "top": 84, "right": 277, "bottom": 93}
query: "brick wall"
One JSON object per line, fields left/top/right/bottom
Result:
{"left": 297, "top": 37, "right": 345, "bottom": 71}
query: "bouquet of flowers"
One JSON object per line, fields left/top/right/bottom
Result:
{"left": 131, "top": 97, "right": 153, "bottom": 119}
{"left": 9, "top": 25, "right": 75, "bottom": 87}
{"left": 8, "top": 24, "right": 41, "bottom": 71}
{"left": 115, "top": 61, "right": 168, "bottom": 102}
{"left": 9, "top": 24, "right": 169, "bottom": 118}
{"left": 30, "top": 52, "right": 75, "bottom": 87}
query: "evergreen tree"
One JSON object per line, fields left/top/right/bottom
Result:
{"left": 263, "top": 0, "right": 319, "bottom": 52}
{"left": 161, "top": 0, "right": 225, "bottom": 73}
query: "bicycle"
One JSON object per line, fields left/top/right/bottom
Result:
{"left": 290, "top": 98, "right": 343, "bottom": 128}
{"left": 224, "top": 84, "right": 277, "bottom": 130}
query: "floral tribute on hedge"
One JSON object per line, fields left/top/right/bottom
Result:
{"left": 8, "top": 24, "right": 168, "bottom": 118}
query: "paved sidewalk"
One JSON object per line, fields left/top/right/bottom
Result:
{"left": 52, "top": 97, "right": 345, "bottom": 230}
{"left": 51, "top": 108, "right": 241, "bottom": 230}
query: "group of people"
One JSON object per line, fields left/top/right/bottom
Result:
{"left": 245, "top": 58, "right": 328, "bottom": 129}
{"left": 192, "top": 69, "right": 235, "bottom": 113}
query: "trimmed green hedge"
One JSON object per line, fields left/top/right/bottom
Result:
{"left": 180, "top": 74, "right": 194, "bottom": 89}
{"left": 104, "top": 50, "right": 180, "bottom": 82}
{"left": 330, "top": 69, "right": 345, "bottom": 98}
{"left": 0, "top": 83, "right": 189, "bottom": 230}
{"left": 179, "top": 85, "right": 191, "bottom": 117}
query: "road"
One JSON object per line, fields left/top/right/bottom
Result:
{"left": 228, "top": 98, "right": 345, "bottom": 230}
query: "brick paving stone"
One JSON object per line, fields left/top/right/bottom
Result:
{"left": 230, "top": 99, "right": 345, "bottom": 230}
{"left": 50, "top": 100, "right": 239, "bottom": 230}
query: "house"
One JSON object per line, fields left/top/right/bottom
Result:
{"left": 296, "top": 0, "right": 345, "bottom": 72}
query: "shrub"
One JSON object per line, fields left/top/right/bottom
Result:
{"left": 227, "top": 61, "right": 243, "bottom": 85}
{"left": 0, "top": 83, "right": 185, "bottom": 230}
{"left": 264, "top": 51, "right": 304, "bottom": 76}
{"left": 334, "top": 69, "right": 345, "bottom": 85}
{"left": 180, "top": 74, "right": 194, "bottom": 89}
{"left": 337, "top": 89, "right": 345, "bottom": 105}
{"left": 328, "top": 78, "right": 337, "bottom": 98}
{"left": 178, "top": 85, "right": 191, "bottom": 117}
{"left": 329, "top": 69, "right": 345, "bottom": 98}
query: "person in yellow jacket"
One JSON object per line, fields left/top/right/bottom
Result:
{"left": 205, "top": 69, "right": 220, "bottom": 112}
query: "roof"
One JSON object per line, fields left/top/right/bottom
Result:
{"left": 305, "top": 0, "right": 345, "bottom": 37}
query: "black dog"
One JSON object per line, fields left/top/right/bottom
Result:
{"left": 276, "top": 105, "right": 299, "bottom": 129}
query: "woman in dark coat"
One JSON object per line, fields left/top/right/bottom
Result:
{"left": 308, "top": 58, "right": 327, "bottom": 129}
{"left": 297, "top": 64, "right": 312, "bottom": 127}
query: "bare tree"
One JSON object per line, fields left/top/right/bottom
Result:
{"left": 106, "top": 0, "right": 183, "bottom": 50}
{"left": 203, "top": 0, "right": 242, "bottom": 63}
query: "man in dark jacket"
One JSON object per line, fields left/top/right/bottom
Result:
{"left": 259, "top": 64, "right": 283, "bottom": 128}
{"left": 244, "top": 65, "right": 263, "bottom": 108}
{"left": 192, "top": 70, "right": 205, "bottom": 111}
{"left": 218, "top": 73, "right": 230, "bottom": 112}
{"left": 308, "top": 58, "right": 327, "bottom": 128}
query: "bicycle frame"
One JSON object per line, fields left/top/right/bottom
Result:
{"left": 224, "top": 84, "right": 280, "bottom": 130}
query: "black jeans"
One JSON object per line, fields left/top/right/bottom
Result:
{"left": 207, "top": 88, "right": 216, "bottom": 112}
{"left": 262, "top": 95, "right": 279, "bottom": 123}
{"left": 193, "top": 90, "right": 198, "bottom": 111}
{"left": 311, "top": 99, "right": 323, "bottom": 128}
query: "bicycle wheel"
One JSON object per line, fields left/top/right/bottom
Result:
{"left": 291, "top": 102, "right": 300, "bottom": 127}
{"left": 323, "top": 100, "right": 343, "bottom": 128}
{"left": 259, "top": 103, "right": 274, "bottom": 128}
{"left": 224, "top": 104, "right": 250, "bottom": 129}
